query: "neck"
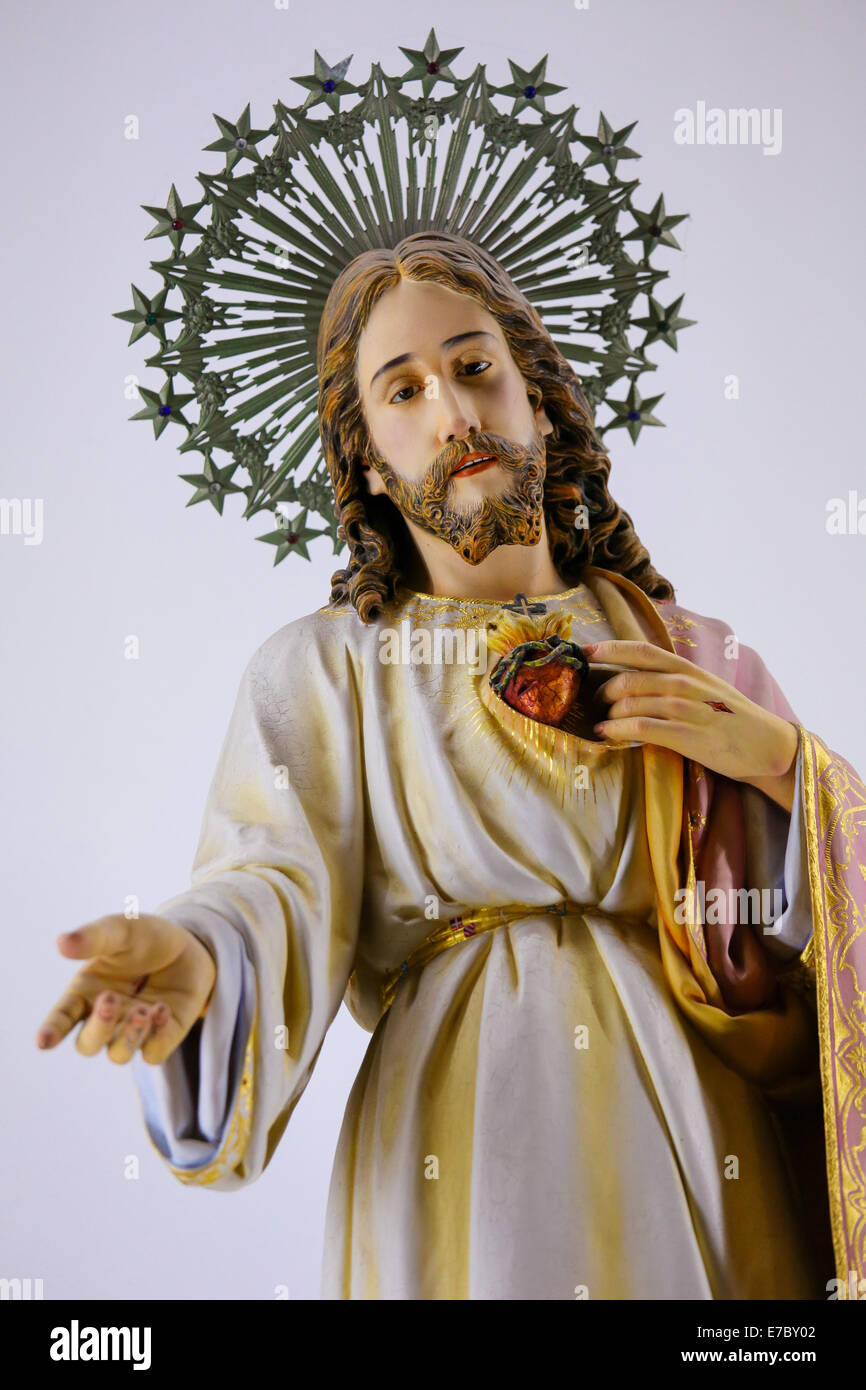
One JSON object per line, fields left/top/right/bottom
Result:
{"left": 401, "top": 512, "right": 572, "bottom": 601}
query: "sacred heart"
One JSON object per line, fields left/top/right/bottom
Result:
{"left": 501, "top": 654, "right": 578, "bottom": 725}
{"left": 489, "top": 636, "right": 589, "bottom": 728}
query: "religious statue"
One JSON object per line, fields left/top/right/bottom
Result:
{"left": 36, "top": 37, "right": 866, "bottom": 1301}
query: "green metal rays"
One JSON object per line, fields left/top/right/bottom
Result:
{"left": 115, "top": 28, "right": 694, "bottom": 569}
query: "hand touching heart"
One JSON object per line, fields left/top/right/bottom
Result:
{"left": 585, "top": 640, "right": 799, "bottom": 811}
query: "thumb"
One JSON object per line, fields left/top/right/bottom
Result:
{"left": 57, "top": 916, "right": 136, "bottom": 961}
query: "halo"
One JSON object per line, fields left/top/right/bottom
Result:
{"left": 114, "top": 29, "right": 695, "bottom": 569}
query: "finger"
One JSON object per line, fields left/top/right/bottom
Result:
{"left": 603, "top": 695, "right": 706, "bottom": 725}
{"left": 36, "top": 990, "right": 89, "bottom": 1049}
{"left": 594, "top": 714, "right": 691, "bottom": 749}
{"left": 583, "top": 640, "right": 692, "bottom": 673}
{"left": 57, "top": 916, "right": 134, "bottom": 962}
{"left": 140, "top": 1005, "right": 187, "bottom": 1066}
{"left": 596, "top": 671, "right": 701, "bottom": 703}
{"left": 107, "top": 1002, "right": 155, "bottom": 1066}
{"left": 76, "top": 990, "right": 126, "bottom": 1057}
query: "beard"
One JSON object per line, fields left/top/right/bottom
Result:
{"left": 364, "top": 425, "right": 547, "bottom": 565}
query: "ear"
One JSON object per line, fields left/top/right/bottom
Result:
{"left": 360, "top": 459, "right": 387, "bottom": 496}
{"left": 534, "top": 401, "right": 554, "bottom": 437}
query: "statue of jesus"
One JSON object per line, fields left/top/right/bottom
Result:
{"left": 37, "top": 231, "right": 863, "bottom": 1300}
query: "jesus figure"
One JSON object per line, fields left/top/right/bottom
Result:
{"left": 38, "top": 230, "right": 863, "bottom": 1300}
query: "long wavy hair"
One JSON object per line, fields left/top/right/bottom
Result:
{"left": 316, "top": 230, "right": 675, "bottom": 623}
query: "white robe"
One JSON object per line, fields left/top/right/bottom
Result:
{"left": 133, "top": 578, "right": 818, "bottom": 1299}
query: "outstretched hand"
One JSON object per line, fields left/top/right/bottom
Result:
{"left": 36, "top": 914, "right": 217, "bottom": 1066}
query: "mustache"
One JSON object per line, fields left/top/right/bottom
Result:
{"left": 363, "top": 426, "right": 548, "bottom": 564}
{"left": 364, "top": 427, "right": 547, "bottom": 519}
{"left": 425, "top": 430, "right": 543, "bottom": 497}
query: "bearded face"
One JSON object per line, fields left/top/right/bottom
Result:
{"left": 355, "top": 276, "right": 556, "bottom": 572}
{"left": 364, "top": 422, "right": 548, "bottom": 566}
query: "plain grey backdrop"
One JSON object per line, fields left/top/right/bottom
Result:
{"left": 3, "top": 0, "right": 864, "bottom": 1300}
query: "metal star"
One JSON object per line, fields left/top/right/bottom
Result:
{"left": 622, "top": 195, "right": 688, "bottom": 260}
{"left": 257, "top": 508, "right": 326, "bottom": 563}
{"left": 604, "top": 379, "right": 665, "bottom": 444}
{"left": 631, "top": 294, "right": 697, "bottom": 351}
{"left": 112, "top": 284, "right": 181, "bottom": 346}
{"left": 291, "top": 52, "right": 356, "bottom": 115}
{"left": 499, "top": 57, "right": 565, "bottom": 116}
{"left": 577, "top": 112, "right": 641, "bottom": 174}
{"left": 128, "top": 377, "right": 195, "bottom": 439}
{"left": 398, "top": 28, "right": 464, "bottom": 96}
{"left": 140, "top": 184, "right": 208, "bottom": 254}
{"left": 203, "top": 103, "right": 272, "bottom": 173}
{"left": 179, "top": 455, "right": 244, "bottom": 514}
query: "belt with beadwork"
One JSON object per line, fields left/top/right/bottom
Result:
{"left": 379, "top": 899, "right": 646, "bottom": 1013}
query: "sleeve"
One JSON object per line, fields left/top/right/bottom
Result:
{"left": 131, "top": 619, "right": 366, "bottom": 1191}
{"left": 732, "top": 641, "right": 814, "bottom": 961}
{"left": 739, "top": 730, "right": 814, "bottom": 960}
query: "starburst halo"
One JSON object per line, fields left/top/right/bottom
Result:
{"left": 114, "top": 29, "right": 695, "bottom": 571}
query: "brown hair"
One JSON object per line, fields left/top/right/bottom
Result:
{"left": 316, "top": 230, "right": 675, "bottom": 622}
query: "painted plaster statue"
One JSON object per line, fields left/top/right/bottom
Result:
{"left": 37, "top": 37, "right": 865, "bottom": 1300}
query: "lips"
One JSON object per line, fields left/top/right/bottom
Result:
{"left": 450, "top": 451, "right": 498, "bottom": 476}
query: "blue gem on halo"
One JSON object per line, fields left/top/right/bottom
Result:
{"left": 523, "top": 85, "right": 537, "bottom": 98}
{"left": 627, "top": 410, "right": 640, "bottom": 421}
{"left": 158, "top": 405, "right": 171, "bottom": 416}
{"left": 322, "top": 79, "right": 335, "bottom": 92}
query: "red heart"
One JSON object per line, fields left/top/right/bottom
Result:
{"left": 502, "top": 658, "right": 580, "bottom": 726}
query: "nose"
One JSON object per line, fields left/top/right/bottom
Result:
{"left": 435, "top": 377, "right": 482, "bottom": 448}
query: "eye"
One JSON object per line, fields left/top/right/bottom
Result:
{"left": 389, "top": 384, "right": 418, "bottom": 404}
{"left": 387, "top": 359, "right": 493, "bottom": 405}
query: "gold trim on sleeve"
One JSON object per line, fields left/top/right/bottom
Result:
{"left": 146, "top": 1006, "right": 257, "bottom": 1189}
{"left": 800, "top": 728, "right": 866, "bottom": 1284}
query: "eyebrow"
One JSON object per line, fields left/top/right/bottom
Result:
{"left": 369, "top": 331, "right": 496, "bottom": 391}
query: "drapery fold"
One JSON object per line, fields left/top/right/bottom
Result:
{"left": 134, "top": 617, "right": 366, "bottom": 1189}
{"left": 581, "top": 565, "right": 864, "bottom": 1287}
{"left": 131, "top": 565, "right": 863, "bottom": 1295}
